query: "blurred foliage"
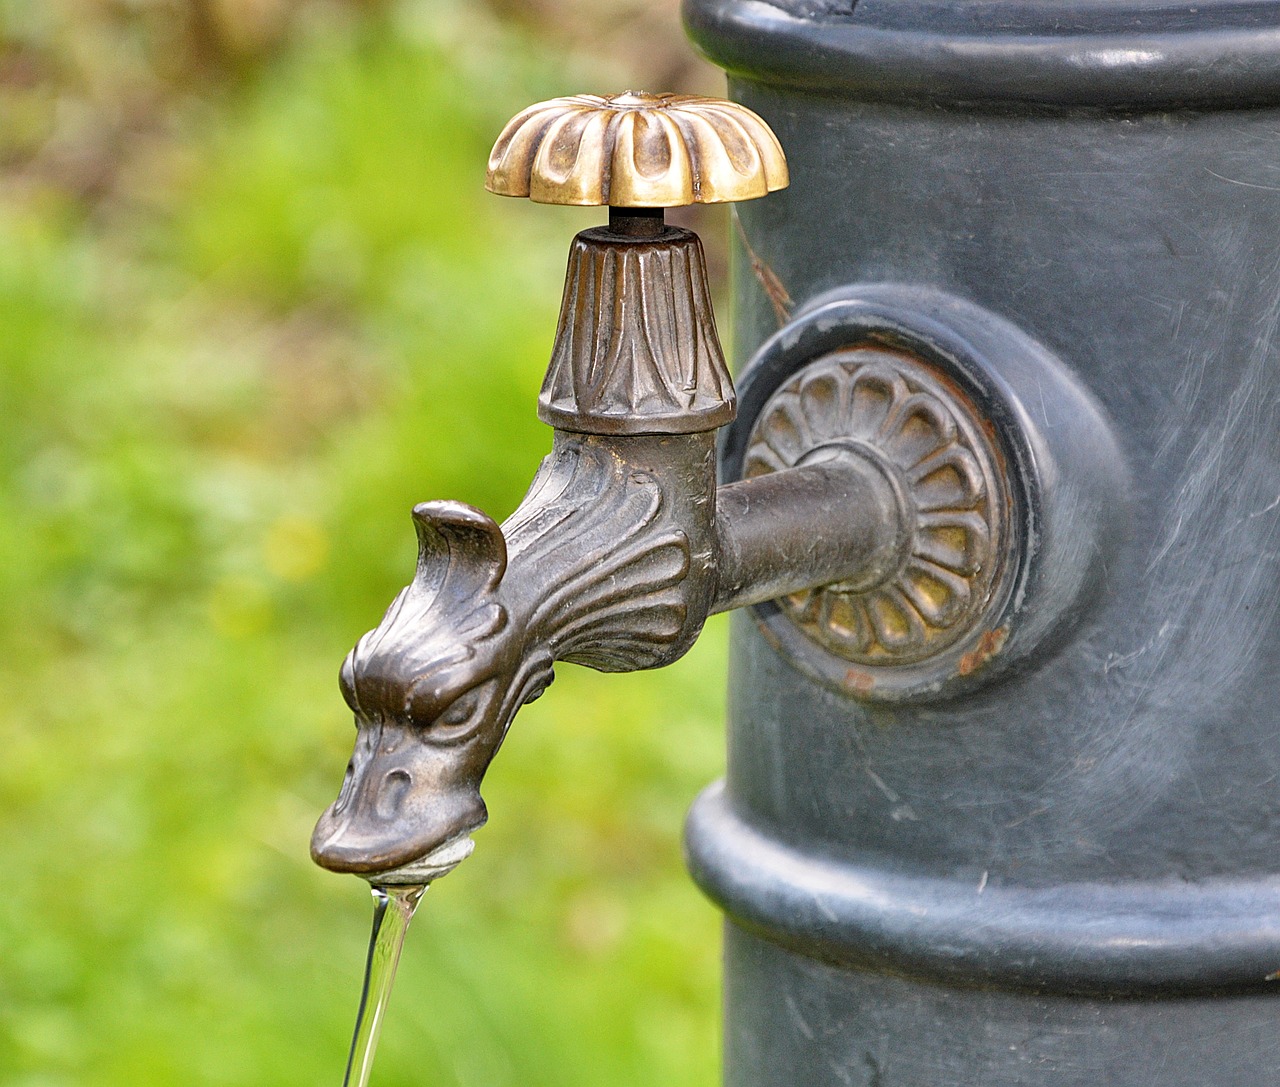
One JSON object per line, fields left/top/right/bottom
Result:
{"left": 0, "top": 2, "right": 730, "bottom": 1084}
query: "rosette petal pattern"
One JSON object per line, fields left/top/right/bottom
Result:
{"left": 486, "top": 92, "right": 789, "bottom": 207}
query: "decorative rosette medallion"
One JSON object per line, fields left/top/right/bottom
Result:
{"left": 744, "top": 348, "right": 1011, "bottom": 675}
{"left": 486, "top": 92, "right": 788, "bottom": 207}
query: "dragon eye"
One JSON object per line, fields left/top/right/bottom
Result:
{"left": 438, "top": 692, "right": 478, "bottom": 728}
{"left": 406, "top": 680, "right": 494, "bottom": 742}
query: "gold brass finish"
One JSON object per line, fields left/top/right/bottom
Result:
{"left": 485, "top": 92, "right": 789, "bottom": 207}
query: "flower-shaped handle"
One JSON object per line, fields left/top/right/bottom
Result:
{"left": 485, "top": 92, "right": 788, "bottom": 207}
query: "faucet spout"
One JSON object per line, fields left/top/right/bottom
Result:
{"left": 310, "top": 429, "right": 720, "bottom": 876}
{"left": 312, "top": 90, "right": 873, "bottom": 881}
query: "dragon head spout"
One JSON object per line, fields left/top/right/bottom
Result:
{"left": 311, "top": 500, "right": 553, "bottom": 876}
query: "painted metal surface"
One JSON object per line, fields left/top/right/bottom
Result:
{"left": 685, "top": 0, "right": 1280, "bottom": 107}
{"left": 685, "top": 0, "right": 1280, "bottom": 1082}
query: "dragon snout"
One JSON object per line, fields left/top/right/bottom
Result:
{"left": 310, "top": 721, "right": 488, "bottom": 875}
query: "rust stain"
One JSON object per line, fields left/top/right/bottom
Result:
{"left": 957, "top": 626, "right": 1009, "bottom": 677}
{"left": 757, "top": 618, "right": 785, "bottom": 654}
{"left": 732, "top": 207, "right": 793, "bottom": 328}
{"left": 844, "top": 668, "right": 876, "bottom": 694}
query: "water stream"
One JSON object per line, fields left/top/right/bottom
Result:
{"left": 342, "top": 882, "right": 427, "bottom": 1087}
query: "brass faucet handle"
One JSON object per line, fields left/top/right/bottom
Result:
{"left": 485, "top": 92, "right": 789, "bottom": 207}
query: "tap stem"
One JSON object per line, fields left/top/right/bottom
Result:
{"left": 607, "top": 205, "right": 667, "bottom": 236}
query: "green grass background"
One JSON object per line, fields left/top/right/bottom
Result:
{"left": 0, "top": 3, "right": 730, "bottom": 1083}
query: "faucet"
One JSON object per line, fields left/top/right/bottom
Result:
{"left": 309, "top": 92, "right": 939, "bottom": 882}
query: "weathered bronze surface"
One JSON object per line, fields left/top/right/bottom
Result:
{"left": 312, "top": 430, "right": 715, "bottom": 873}
{"left": 542, "top": 225, "right": 734, "bottom": 434}
{"left": 312, "top": 93, "right": 911, "bottom": 875}
{"left": 311, "top": 94, "right": 1045, "bottom": 889}
{"left": 485, "top": 92, "right": 788, "bottom": 207}
{"left": 744, "top": 346, "right": 1011, "bottom": 681}
{"left": 310, "top": 415, "right": 914, "bottom": 872}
